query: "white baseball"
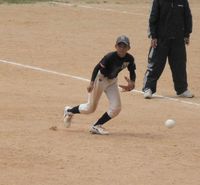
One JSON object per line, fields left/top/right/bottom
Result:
{"left": 164, "top": 119, "right": 176, "bottom": 128}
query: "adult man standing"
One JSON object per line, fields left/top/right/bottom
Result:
{"left": 143, "top": 0, "right": 193, "bottom": 99}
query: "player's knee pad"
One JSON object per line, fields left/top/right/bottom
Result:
{"left": 108, "top": 107, "right": 121, "bottom": 118}
{"left": 86, "top": 106, "right": 96, "bottom": 114}
{"left": 79, "top": 103, "right": 96, "bottom": 114}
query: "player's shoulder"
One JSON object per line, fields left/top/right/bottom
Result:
{"left": 104, "top": 51, "right": 116, "bottom": 59}
{"left": 126, "top": 53, "right": 135, "bottom": 62}
{"left": 100, "top": 51, "right": 116, "bottom": 62}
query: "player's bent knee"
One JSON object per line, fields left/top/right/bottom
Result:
{"left": 108, "top": 107, "right": 121, "bottom": 118}
{"left": 79, "top": 103, "right": 96, "bottom": 114}
{"left": 85, "top": 106, "right": 96, "bottom": 114}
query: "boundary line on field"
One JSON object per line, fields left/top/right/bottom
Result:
{"left": 0, "top": 59, "right": 199, "bottom": 108}
{"left": 51, "top": 1, "right": 148, "bottom": 16}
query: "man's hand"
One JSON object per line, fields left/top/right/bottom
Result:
{"left": 119, "top": 76, "right": 135, "bottom": 92}
{"left": 151, "top": 38, "right": 158, "bottom": 48}
{"left": 184, "top": 37, "right": 190, "bottom": 45}
{"left": 87, "top": 81, "right": 94, "bottom": 93}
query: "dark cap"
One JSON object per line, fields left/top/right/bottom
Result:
{"left": 116, "top": 35, "right": 130, "bottom": 47}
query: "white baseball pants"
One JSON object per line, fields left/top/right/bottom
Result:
{"left": 79, "top": 72, "right": 121, "bottom": 118}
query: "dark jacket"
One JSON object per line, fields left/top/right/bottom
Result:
{"left": 149, "top": 0, "right": 192, "bottom": 39}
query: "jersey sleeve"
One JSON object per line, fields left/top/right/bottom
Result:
{"left": 90, "top": 63, "right": 101, "bottom": 82}
{"left": 99, "top": 54, "right": 110, "bottom": 68}
{"left": 90, "top": 54, "right": 110, "bottom": 82}
{"left": 127, "top": 56, "right": 136, "bottom": 82}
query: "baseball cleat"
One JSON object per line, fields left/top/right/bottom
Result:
{"left": 178, "top": 90, "right": 194, "bottom": 98}
{"left": 144, "top": 89, "right": 152, "bottom": 99}
{"left": 90, "top": 125, "right": 109, "bottom": 135}
{"left": 63, "top": 106, "right": 73, "bottom": 128}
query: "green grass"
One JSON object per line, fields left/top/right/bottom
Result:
{"left": 0, "top": 0, "right": 54, "bottom": 4}
{"left": 0, "top": 0, "right": 150, "bottom": 4}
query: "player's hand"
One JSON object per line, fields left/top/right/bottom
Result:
{"left": 151, "top": 38, "right": 157, "bottom": 48}
{"left": 184, "top": 37, "right": 190, "bottom": 45}
{"left": 119, "top": 76, "right": 135, "bottom": 92}
{"left": 87, "top": 81, "right": 94, "bottom": 93}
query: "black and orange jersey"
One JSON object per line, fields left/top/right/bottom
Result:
{"left": 91, "top": 51, "right": 136, "bottom": 82}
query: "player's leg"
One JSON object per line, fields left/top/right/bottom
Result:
{"left": 105, "top": 81, "right": 121, "bottom": 119}
{"left": 168, "top": 39, "right": 193, "bottom": 97}
{"left": 143, "top": 39, "right": 169, "bottom": 98}
{"left": 64, "top": 73, "right": 105, "bottom": 127}
{"left": 90, "top": 80, "right": 121, "bottom": 135}
{"left": 78, "top": 75, "right": 105, "bottom": 114}
{"left": 63, "top": 106, "right": 75, "bottom": 127}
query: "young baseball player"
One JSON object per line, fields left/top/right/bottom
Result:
{"left": 64, "top": 35, "right": 136, "bottom": 135}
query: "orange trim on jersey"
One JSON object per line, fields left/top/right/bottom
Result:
{"left": 100, "top": 63, "right": 105, "bottom": 68}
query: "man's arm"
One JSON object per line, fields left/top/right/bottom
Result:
{"left": 184, "top": 0, "right": 192, "bottom": 39}
{"left": 149, "top": 0, "right": 160, "bottom": 39}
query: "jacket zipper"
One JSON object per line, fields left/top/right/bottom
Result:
{"left": 171, "top": 0, "right": 174, "bottom": 8}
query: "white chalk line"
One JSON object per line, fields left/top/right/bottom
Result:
{"left": 0, "top": 59, "right": 89, "bottom": 82}
{"left": 51, "top": 2, "right": 148, "bottom": 16}
{"left": 0, "top": 59, "right": 199, "bottom": 108}
{"left": 50, "top": 1, "right": 200, "bottom": 24}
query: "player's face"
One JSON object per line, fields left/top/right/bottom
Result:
{"left": 115, "top": 43, "right": 130, "bottom": 57}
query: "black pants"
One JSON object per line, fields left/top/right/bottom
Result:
{"left": 143, "top": 38, "right": 188, "bottom": 95}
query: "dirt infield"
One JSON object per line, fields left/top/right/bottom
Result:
{"left": 0, "top": 2, "right": 200, "bottom": 185}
